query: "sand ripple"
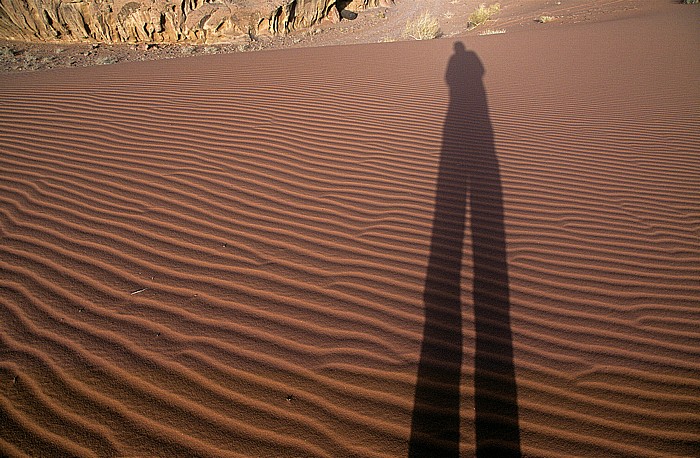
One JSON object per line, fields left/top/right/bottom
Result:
{"left": 1, "top": 8, "right": 699, "bottom": 457}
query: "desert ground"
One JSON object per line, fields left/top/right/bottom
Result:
{"left": 1, "top": 0, "right": 699, "bottom": 457}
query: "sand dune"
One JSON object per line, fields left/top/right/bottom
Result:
{"left": 1, "top": 3, "right": 699, "bottom": 457}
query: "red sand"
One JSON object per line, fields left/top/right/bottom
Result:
{"left": 1, "top": 2, "right": 699, "bottom": 457}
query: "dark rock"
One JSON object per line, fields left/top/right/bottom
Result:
{"left": 340, "top": 9, "right": 358, "bottom": 20}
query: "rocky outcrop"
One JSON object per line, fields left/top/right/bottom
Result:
{"left": 258, "top": 0, "right": 392, "bottom": 35}
{"left": 0, "top": 0, "right": 394, "bottom": 44}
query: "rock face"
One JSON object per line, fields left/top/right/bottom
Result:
{"left": 0, "top": 0, "right": 393, "bottom": 43}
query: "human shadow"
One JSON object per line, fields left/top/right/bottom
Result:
{"left": 409, "top": 43, "right": 521, "bottom": 457}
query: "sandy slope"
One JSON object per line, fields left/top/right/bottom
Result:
{"left": 1, "top": 2, "right": 699, "bottom": 457}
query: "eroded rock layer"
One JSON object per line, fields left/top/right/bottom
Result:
{"left": 0, "top": 0, "right": 393, "bottom": 43}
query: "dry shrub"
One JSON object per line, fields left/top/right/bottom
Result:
{"left": 468, "top": 3, "right": 501, "bottom": 29}
{"left": 405, "top": 12, "right": 441, "bottom": 40}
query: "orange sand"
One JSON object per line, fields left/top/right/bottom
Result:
{"left": 1, "top": 2, "right": 698, "bottom": 456}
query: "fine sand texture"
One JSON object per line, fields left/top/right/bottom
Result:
{"left": 1, "top": 3, "right": 699, "bottom": 457}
